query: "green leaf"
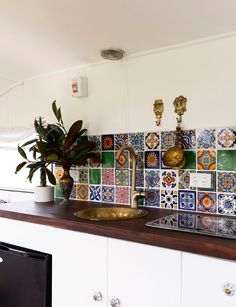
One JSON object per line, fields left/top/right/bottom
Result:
{"left": 17, "top": 146, "right": 27, "bottom": 160}
{"left": 45, "top": 168, "right": 56, "bottom": 185}
{"left": 21, "top": 138, "right": 37, "bottom": 147}
{"left": 15, "top": 161, "right": 27, "bottom": 174}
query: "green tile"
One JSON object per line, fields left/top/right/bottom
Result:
{"left": 102, "top": 152, "right": 114, "bottom": 168}
{"left": 183, "top": 151, "right": 196, "bottom": 169}
{"left": 218, "top": 150, "right": 236, "bottom": 171}
{"left": 89, "top": 169, "right": 101, "bottom": 184}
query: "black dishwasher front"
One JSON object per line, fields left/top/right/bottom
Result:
{"left": 0, "top": 241, "right": 52, "bottom": 307}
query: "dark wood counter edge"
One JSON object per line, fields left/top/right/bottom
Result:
{"left": 0, "top": 200, "right": 236, "bottom": 261}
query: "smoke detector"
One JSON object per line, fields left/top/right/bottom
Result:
{"left": 100, "top": 48, "right": 125, "bottom": 60}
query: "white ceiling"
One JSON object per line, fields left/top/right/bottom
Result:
{"left": 1, "top": 0, "right": 236, "bottom": 88}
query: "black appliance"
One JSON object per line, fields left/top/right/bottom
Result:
{"left": 146, "top": 212, "right": 236, "bottom": 239}
{"left": 0, "top": 242, "right": 52, "bottom": 307}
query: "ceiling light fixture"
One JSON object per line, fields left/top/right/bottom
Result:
{"left": 100, "top": 48, "right": 125, "bottom": 60}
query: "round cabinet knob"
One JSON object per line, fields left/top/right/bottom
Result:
{"left": 223, "top": 283, "right": 236, "bottom": 296}
{"left": 93, "top": 292, "right": 103, "bottom": 302}
{"left": 110, "top": 298, "right": 120, "bottom": 307}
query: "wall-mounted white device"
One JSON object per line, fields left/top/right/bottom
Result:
{"left": 72, "top": 77, "right": 88, "bottom": 98}
{"left": 190, "top": 173, "right": 212, "bottom": 189}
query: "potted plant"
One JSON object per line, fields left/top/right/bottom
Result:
{"left": 15, "top": 119, "right": 56, "bottom": 202}
{"left": 16, "top": 101, "right": 99, "bottom": 204}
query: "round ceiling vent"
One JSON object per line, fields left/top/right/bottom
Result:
{"left": 100, "top": 48, "right": 125, "bottom": 60}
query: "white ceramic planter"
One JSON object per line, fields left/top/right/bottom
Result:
{"left": 34, "top": 186, "right": 54, "bottom": 203}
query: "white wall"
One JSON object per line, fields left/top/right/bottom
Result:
{"left": 1, "top": 33, "right": 236, "bottom": 135}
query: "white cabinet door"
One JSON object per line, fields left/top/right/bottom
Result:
{"left": 182, "top": 252, "right": 236, "bottom": 307}
{"left": 52, "top": 228, "right": 107, "bottom": 307}
{"left": 108, "top": 238, "right": 181, "bottom": 307}
{"left": 0, "top": 218, "right": 108, "bottom": 307}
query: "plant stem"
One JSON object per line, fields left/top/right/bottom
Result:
{"left": 40, "top": 168, "right": 47, "bottom": 187}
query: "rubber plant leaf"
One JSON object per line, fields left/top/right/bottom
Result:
{"left": 45, "top": 168, "right": 56, "bottom": 185}
{"left": 17, "top": 146, "right": 27, "bottom": 160}
{"left": 64, "top": 120, "right": 83, "bottom": 147}
{"left": 15, "top": 161, "right": 27, "bottom": 174}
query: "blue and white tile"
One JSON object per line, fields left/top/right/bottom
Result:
{"left": 128, "top": 132, "right": 144, "bottom": 151}
{"left": 145, "top": 189, "right": 160, "bottom": 207}
{"left": 197, "top": 129, "right": 216, "bottom": 149}
{"left": 145, "top": 170, "right": 160, "bottom": 189}
{"left": 178, "top": 190, "right": 196, "bottom": 211}
{"left": 218, "top": 194, "right": 236, "bottom": 216}
{"left": 89, "top": 185, "right": 101, "bottom": 201}
{"left": 160, "top": 190, "right": 178, "bottom": 209}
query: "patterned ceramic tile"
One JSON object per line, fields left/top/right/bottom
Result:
{"left": 161, "top": 131, "right": 175, "bottom": 150}
{"left": 217, "top": 172, "right": 236, "bottom": 193}
{"left": 145, "top": 170, "right": 160, "bottom": 188}
{"left": 115, "top": 150, "right": 129, "bottom": 169}
{"left": 128, "top": 132, "right": 144, "bottom": 151}
{"left": 102, "top": 134, "right": 114, "bottom": 151}
{"left": 217, "top": 150, "right": 236, "bottom": 171}
{"left": 197, "top": 129, "right": 216, "bottom": 149}
{"left": 197, "top": 171, "right": 216, "bottom": 192}
{"left": 89, "top": 152, "right": 101, "bottom": 168}
{"left": 183, "top": 151, "right": 196, "bottom": 169}
{"left": 217, "top": 128, "right": 236, "bottom": 148}
{"left": 102, "top": 169, "right": 114, "bottom": 185}
{"left": 145, "top": 132, "right": 160, "bottom": 150}
{"left": 197, "top": 150, "right": 216, "bottom": 170}
{"left": 135, "top": 152, "right": 144, "bottom": 169}
{"left": 89, "top": 186, "right": 101, "bottom": 201}
{"left": 88, "top": 135, "right": 101, "bottom": 151}
{"left": 89, "top": 169, "right": 101, "bottom": 185}
{"left": 179, "top": 130, "right": 196, "bottom": 149}
{"left": 161, "top": 170, "right": 178, "bottom": 189}
{"left": 130, "top": 170, "right": 144, "bottom": 187}
{"left": 197, "top": 192, "right": 217, "bottom": 213}
{"left": 115, "top": 169, "right": 129, "bottom": 186}
{"left": 76, "top": 184, "right": 89, "bottom": 200}
{"left": 145, "top": 189, "right": 160, "bottom": 207}
{"left": 78, "top": 169, "right": 88, "bottom": 184}
{"left": 178, "top": 170, "right": 196, "bottom": 190}
{"left": 145, "top": 151, "right": 160, "bottom": 169}
{"left": 102, "top": 152, "right": 114, "bottom": 168}
{"left": 160, "top": 190, "right": 178, "bottom": 209}
{"left": 178, "top": 190, "right": 196, "bottom": 211}
{"left": 116, "top": 187, "right": 129, "bottom": 205}
{"left": 115, "top": 133, "right": 128, "bottom": 150}
{"left": 102, "top": 186, "right": 115, "bottom": 203}
{"left": 218, "top": 194, "right": 236, "bottom": 216}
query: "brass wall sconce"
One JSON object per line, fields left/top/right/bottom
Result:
{"left": 173, "top": 95, "right": 187, "bottom": 126}
{"left": 153, "top": 99, "right": 164, "bottom": 126}
{"left": 162, "top": 95, "right": 188, "bottom": 169}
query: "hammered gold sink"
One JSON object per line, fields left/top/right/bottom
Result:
{"left": 74, "top": 207, "right": 148, "bottom": 221}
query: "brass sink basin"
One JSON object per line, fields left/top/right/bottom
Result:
{"left": 74, "top": 207, "right": 148, "bottom": 221}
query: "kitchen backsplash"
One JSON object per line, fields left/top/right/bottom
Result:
{"left": 54, "top": 127, "right": 236, "bottom": 216}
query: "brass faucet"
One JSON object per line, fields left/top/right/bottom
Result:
{"left": 116, "top": 145, "right": 146, "bottom": 208}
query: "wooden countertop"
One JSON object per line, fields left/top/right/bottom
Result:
{"left": 0, "top": 199, "right": 236, "bottom": 261}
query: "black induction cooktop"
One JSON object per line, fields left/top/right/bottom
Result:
{"left": 145, "top": 212, "right": 236, "bottom": 239}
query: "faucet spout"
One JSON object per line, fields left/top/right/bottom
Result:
{"left": 116, "top": 145, "right": 146, "bottom": 208}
